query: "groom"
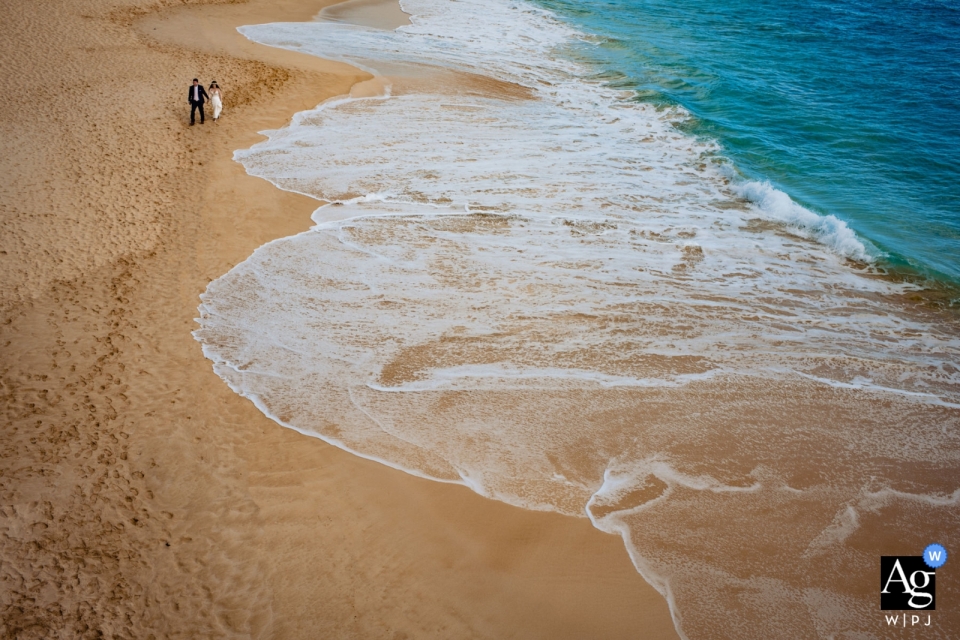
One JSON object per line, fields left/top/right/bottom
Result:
{"left": 188, "top": 78, "right": 210, "bottom": 125}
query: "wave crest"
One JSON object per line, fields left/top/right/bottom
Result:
{"left": 733, "top": 180, "right": 874, "bottom": 262}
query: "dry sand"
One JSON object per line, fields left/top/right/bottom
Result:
{"left": 0, "top": 0, "right": 679, "bottom": 637}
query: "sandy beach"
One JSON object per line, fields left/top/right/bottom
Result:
{"left": 0, "top": 0, "right": 680, "bottom": 637}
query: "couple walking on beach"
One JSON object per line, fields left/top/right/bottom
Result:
{"left": 188, "top": 78, "right": 224, "bottom": 125}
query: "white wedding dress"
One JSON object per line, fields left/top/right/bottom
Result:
{"left": 210, "top": 89, "right": 223, "bottom": 120}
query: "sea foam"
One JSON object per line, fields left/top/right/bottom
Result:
{"left": 195, "top": 1, "right": 960, "bottom": 638}
{"left": 732, "top": 179, "right": 875, "bottom": 262}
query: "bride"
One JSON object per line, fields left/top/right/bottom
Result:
{"left": 209, "top": 81, "right": 223, "bottom": 123}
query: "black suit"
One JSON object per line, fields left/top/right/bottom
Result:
{"left": 188, "top": 84, "right": 210, "bottom": 124}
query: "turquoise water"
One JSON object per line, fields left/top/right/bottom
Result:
{"left": 222, "top": 7, "right": 960, "bottom": 637}
{"left": 540, "top": 0, "right": 960, "bottom": 283}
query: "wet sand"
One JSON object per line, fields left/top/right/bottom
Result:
{"left": 0, "top": 0, "right": 680, "bottom": 637}
{"left": 321, "top": 0, "right": 412, "bottom": 30}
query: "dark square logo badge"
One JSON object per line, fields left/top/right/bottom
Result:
{"left": 881, "top": 556, "right": 936, "bottom": 610}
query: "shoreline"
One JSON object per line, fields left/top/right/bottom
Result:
{"left": 193, "top": 2, "right": 960, "bottom": 635}
{"left": 0, "top": 0, "right": 681, "bottom": 637}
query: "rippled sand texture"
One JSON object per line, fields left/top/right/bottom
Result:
{"left": 195, "top": 0, "right": 960, "bottom": 638}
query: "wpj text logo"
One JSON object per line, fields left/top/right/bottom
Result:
{"left": 881, "top": 543, "right": 947, "bottom": 627}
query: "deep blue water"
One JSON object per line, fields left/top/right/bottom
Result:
{"left": 540, "top": 0, "right": 960, "bottom": 283}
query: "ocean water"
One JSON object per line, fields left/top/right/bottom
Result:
{"left": 194, "top": 0, "right": 960, "bottom": 638}
{"left": 542, "top": 0, "right": 960, "bottom": 284}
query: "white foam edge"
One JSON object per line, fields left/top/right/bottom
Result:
{"left": 198, "top": 352, "right": 592, "bottom": 517}
{"left": 805, "top": 487, "right": 960, "bottom": 558}
{"left": 230, "top": 89, "right": 402, "bottom": 215}
{"left": 584, "top": 463, "right": 743, "bottom": 640}
{"left": 233, "top": 88, "right": 496, "bottom": 226}
{"left": 194, "top": 309, "right": 602, "bottom": 510}
{"left": 861, "top": 486, "right": 960, "bottom": 509}
{"left": 196, "top": 343, "right": 471, "bottom": 487}
{"left": 594, "top": 512, "right": 691, "bottom": 639}
{"left": 794, "top": 371, "right": 960, "bottom": 410}
{"left": 364, "top": 365, "right": 724, "bottom": 392}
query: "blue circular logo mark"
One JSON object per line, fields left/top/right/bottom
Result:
{"left": 923, "top": 543, "right": 947, "bottom": 569}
